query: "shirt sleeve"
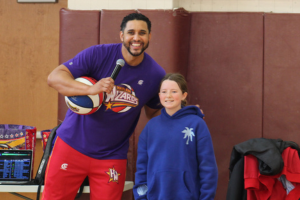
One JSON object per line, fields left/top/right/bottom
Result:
{"left": 145, "top": 66, "right": 165, "bottom": 110}
{"left": 145, "top": 94, "right": 163, "bottom": 110}
{"left": 133, "top": 125, "right": 149, "bottom": 200}
{"left": 62, "top": 46, "right": 98, "bottom": 79}
{"left": 197, "top": 120, "right": 218, "bottom": 200}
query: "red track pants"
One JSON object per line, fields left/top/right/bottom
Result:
{"left": 42, "top": 136, "right": 127, "bottom": 200}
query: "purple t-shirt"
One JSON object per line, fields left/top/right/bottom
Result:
{"left": 57, "top": 43, "right": 166, "bottom": 159}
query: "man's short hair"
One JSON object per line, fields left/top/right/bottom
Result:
{"left": 120, "top": 13, "right": 151, "bottom": 33}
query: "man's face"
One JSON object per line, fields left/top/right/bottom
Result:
{"left": 120, "top": 20, "right": 151, "bottom": 57}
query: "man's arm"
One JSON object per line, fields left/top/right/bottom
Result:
{"left": 144, "top": 105, "right": 161, "bottom": 119}
{"left": 47, "top": 65, "right": 114, "bottom": 96}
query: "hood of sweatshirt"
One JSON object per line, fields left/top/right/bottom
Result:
{"left": 161, "top": 105, "right": 205, "bottom": 119}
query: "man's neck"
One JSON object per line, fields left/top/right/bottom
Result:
{"left": 121, "top": 45, "right": 144, "bottom": 66}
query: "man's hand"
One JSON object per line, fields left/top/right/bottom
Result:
{"left": 195, "top": 104, "right": 205, "bottom": 119}
{"left": 89, "top": 77, "right": 115, "bottom": 95}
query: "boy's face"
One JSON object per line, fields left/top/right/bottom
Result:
{"left": 120, "top": 20, "right": 151, "bottom": 57}
{"left": 159, "top": 80, "right": 187, "bottom": 115}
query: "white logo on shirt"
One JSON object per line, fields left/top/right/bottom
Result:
{"left": 69, "top": 62, "right": 73, "bottom": 65}
{"left": 103, "top": 84, "right": 139, "bottom": 113}
{"left": 61, "top": 163, "right": 68, "bottom": 170}
{"left": 182, "top": 127, "right": 195, "bottom": 145}
{"left": 138, "top": 80, "right": 144, "bottom": 85}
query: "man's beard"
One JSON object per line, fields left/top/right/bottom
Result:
{"left": 123, "top": 41, "right": 149, "bottom": 57}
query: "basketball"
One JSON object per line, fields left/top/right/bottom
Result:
{"left": 65, "top": 76, "right": 104, "bottom": 115}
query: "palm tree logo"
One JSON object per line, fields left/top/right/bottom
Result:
{"left": 182, "top": 127, "right": 195, "bottom": 145}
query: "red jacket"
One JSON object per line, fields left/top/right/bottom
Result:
{"left": 244, "top": 147, "right": 300, "bottom": 200}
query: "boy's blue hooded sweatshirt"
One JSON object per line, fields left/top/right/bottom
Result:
{"left": 133, "top": 106, "right": 218, "bottom": 200}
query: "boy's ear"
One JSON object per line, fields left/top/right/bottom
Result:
{"left": 182, "top": 92, "right": 188, "bottom": 100}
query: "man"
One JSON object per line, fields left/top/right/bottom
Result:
{"left": 43, "top": 13, "right": 165, "bottom": 200}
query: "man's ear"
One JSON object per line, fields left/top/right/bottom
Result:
{"left": 148, "top": 32, "right": 152, "bottom": 42}
{"left": 120, "top": 31, "right": 124, "bottom": 42}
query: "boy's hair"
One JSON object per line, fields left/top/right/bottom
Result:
{"left": 160, "top": 73, "right": 188, "bottom": 106}
{"left": 120, "top": 13, "right": 152, "bottom": 33}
